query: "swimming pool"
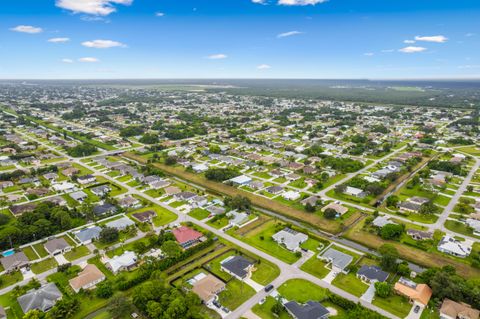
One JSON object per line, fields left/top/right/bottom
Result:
{"left": 2, "top": 249, "right": 15, "bottom": 257}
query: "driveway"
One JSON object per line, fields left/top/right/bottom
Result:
{"left": 360, "top": 283, "right": 376, "bottom": 303}
{"left": 405, "top": 302, "right": 422, "bottom": 319}
{"left": 245, "top": 278, "right": 264, "bottom": 292}
{"left": 322, "top": 269, "right": 338, "bottom": 284}
{"left": 54, "top": 254, "right": 68, "bottom": 265}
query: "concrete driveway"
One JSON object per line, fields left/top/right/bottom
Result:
{"left": 54, "top": 254, "right": 68, "bottom": 265}
{"left": 360, "top": 283, "right": 376, "bottom": 303}
{"left": 405, "top": 302, "right": 422, "bottom": 319}
{"left": 322, "top": 269, "right": 338, "bottom": 284}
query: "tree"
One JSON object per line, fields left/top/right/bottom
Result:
{"left": 22, "top": 310, "right": 45, "bottom": 319}
{"left": 379, "top": 244, "right": 399, "bottom": 272}
{"left": 419, "top": 202, "right": 440, "bottom": 215}
{"left": 161, "top": 240, "right": 181, "bottom": 258}
{"left": 380, "top": 224, "right": 404, "bottom": 240}
{"left": 99, "top": 227, "right": 119, "bottom": 244}
{"left": 271, "top": 297, "right": 284, "bottom": 315}
{"left": 139, "top": 133, "right": 159, "bottom": 144}
{"left": 66, "top": 143, "right": 97, "bottom": 157}
{"left": 397, "top": 262, "right": 410, "bottom": 276}
{"left": 96, "top": 281, "right": 114, "bottom": 298}
{"left": 48, "top": 298, "right": 79, "bottom": 318}
{"left": 334, "top": 184, "right": 347, "bottom": 194}
{"left": 225, "top": 195, "right": 251, "bottom": 210}
{"left": 108, "top": 295, "right": 132, "bottom": 318}
{"left": 165, "top": 156, "right": 177, "bottom": 165}
{"left": 305, "top": 203, "right": 315, "bottom": 212}
{"left": 386, "top": 195, "right": 399, "bottom": 208}
{"left": 323, "top": 208, "right": 337, "bottom": 219}
{"left": 374, "top": 282, "right": 392, "bottom": 298}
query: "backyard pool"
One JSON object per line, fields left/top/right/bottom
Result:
{"left": 1, "top": 249, "right": 15, "bottom": 257}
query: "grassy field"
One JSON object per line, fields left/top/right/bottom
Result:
{"left": 32, "top": 243, "right": 49, "bottom": 258}
{"left": 218, "top": 279, "right": 256, "bottom": 310}
{"left": 0, "top": 271, "right": 23, "bottom": 289}
{"left": 252, "top": 296, "right": 291, "bottom": 319}
{"left": 300, "top": 255, "right": 331, "bottom": 279}
{"left": 277, "top": 279, "right": 327, "bottom": 303}
{"left": 22, "top": 246, "right": 39, "bottom": 260}
{"left": 188, "top": 208, "right": 210, "bottom": 220}
{"left": 332, "top": 272, "right": 369, "bottom": 297}
{"left": 64, "top": 245, "right": 91, "bottom": 261}
{"left": 372, "top": 294, "right": 411, "bottom": 318}
{"left": 31, "top": 258, "right": 58, "bottom": 274}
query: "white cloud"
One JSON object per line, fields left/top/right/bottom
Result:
{"left": 363, "top": 52, "right": 374, "bottom": 56}
{"left": 381, "top": 49, "right": 394, "bottom": 53}
{"left": 82, "top": 39, "right": 126, "bottom": 48}
{"left": 277, "top": 31, "right": 302, "bottom": 38}
{"left": 10, "top": 25, "right": 43, "bottom": 34}
{"left": 155, "top": 12, "right": 165, "bottom": 17}
{"left": 403, "top": 40, "right": 415, "bottom": 44}
{"left": 257, "top": 64, "right": 271, "bottom": 69}
{"left": 56, "top": 0, "right": 132, "bottom": 16}
{"left": 78, "top": 57, "right": 99, "bottom": 62}
{"left": 278, "top": 0, "right": 328, "bottom": 5}
{"left": 207, "top": 54, "right": 227, "bottom": 60}
{"left": 399, "top": 46, "right": 427, "bottom": 53}
{"left": 414, "top": 35, "right": 448, "bottom": 43}
{"left": 48, "top": 37, "right": 70, "bottom": 43}
{"left": 61, "top": 58, "right": 74, "bottom": 63}
{"left": 252, "top": 0, "right": 266, "bottom": 3}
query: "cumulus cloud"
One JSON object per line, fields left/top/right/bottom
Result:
{"left": 414, "top": 35, "right": 448, "bottom": 43}
{"left": 257, "top": 64, "right": 271, "bottom": 69}
{"left": 82, "top": 39, "right": 126, "bottom": 48}
{"left": 399, "top": 46, "right": 427, "bottom": 53}
{"left": 277, "top": 31, "right": 302, "bottom": 38}
{"left": 78, "top": 57, "right": 99, "bottom": 62}
{"left": 155, "top": 12, "right": 165, "bottom": 17}
{"left": 56, "top": 0, "right": 132, "bottom": 16}
{"left": 278, "top": 0, "right": 328, "bottom": 5}
{"left": 61, "top": 58, "right": 74, "bottom": 63}
{"left": 48, "top": 37, "right": 70, "bottom": 43}
{"left": 10, "top": 25, "right": 43, "bottom": 34}
{"left": 207, "top": 54, "right": 227, "bottom": 60}
{"left": 252, "top": 0, "right": 266, "bottom": 3}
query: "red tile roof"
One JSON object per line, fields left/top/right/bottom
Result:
{"left": 172, "top": 226, "right": 203, "bottom": 244}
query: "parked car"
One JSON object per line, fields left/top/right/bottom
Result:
{"left": 414, "top": 305, "right": 420, "bottom": 313}
{"left": 264, "top": 284, "right": 274, "bottom": 292}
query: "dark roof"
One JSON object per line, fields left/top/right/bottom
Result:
{"left": 92, "top": 203, "right": 117, "bottom": 215}
{"left": 0, "top": 252, "right": 29, "bottom": 271}
{"left": 357, "top": 265, "right": 389, "bottom": 282}
{"left": 132, "top": 210, "right": 156, "bottom": 222}
{"left": 9, "top": 203, "right": 37, "bottom": 215}
{"left": 221, "top": 255, "right": 254, "bottom": 279}
{"left": 17, "top": 283, "right": 62, "bottom": 313}
{"left": 284, "top": 301, "right": 329, "bottom": 319}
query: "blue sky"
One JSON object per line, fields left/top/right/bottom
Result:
{"left": 0, "top": 0, "right": 479, "bottom": 79}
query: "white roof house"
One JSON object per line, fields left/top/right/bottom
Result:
{"left": 226, "top": 210, "right": 249, "bottom": 227}
{"left": 437, "top": 235, "right": 471, "bottom": 258}
{"left": 192, "top": 163, "right": 209, "bottom": 173}
{"left": 229, "top": 175, "right": 252, "bottom": 185}
{"left": 105, "top": 216, "right": 135, "bottom": 230}
{"left": 106, "top": 251, "right": 137, "bottom": 274}
{"left": 372, "top": 215, "right": 396, "bottom": 228}
{"left": 272, "top": 228, "right": 308, "bottom": 251}
{"left": 282, "top": 190, "right": 301, "bottom": 201}
{"left": 52, "top": 182, "right": 76, "bottom": 192}
{"left": 344, "top": 186, "right": 366, "bottom": 198}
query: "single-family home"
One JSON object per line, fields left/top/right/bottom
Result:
{"left": 52, "top": 182, "right": 76, "bottom": 193}
{"left": 229, "top": 175, "right": 252, "bottom": 186}
{"left": 265, "top": 185, "right": 283, "bottom": 195}
{"left": 92, "top": 203, "right": 117, "bottom": 216}
{"left": 90, "top": 185, "right": 111, "bottom": 197}
{"left": 272, "top": 228, "right": 308, "bottom": 252}
{"left": 172, "top": 226, "right": 204, "bottom": 248}
{"left": 9, "top": 203, "right": 37, "bottom": 216}
{"left": 283, "top": 190, "right": 301, "bottom": 201}
{"left": 407, "top": 229, "right": 433, "bottom": 241}
{"left": 321, "top": 203, "right": 348, "bottom": 216}
{"left": 44, "top": 238, "right": 71, "bottom": 256}
{"left": 356, "top": 265, "right": 389, "bottom": 284}
{"left": 132, "top": 210, "right": 156, "bottom": 223}
{"left": 69, "top": 264, "right": 106, "bottom": 293}
{"left": 344, "top": 186, "right": 366, "bottom": 198}
{"left": 284, "top": 301, "right": 330, "bottom": 319}
{"left": 118, "top": 196, "right": 140, "bottom": 208}
{"left": 17, "top": 283, "right": 62, "bottom": 313}
{"left": 394, "top": 277, "right": 432, "bottom": 306}
{"left": 438, "top": 235, "right": 471, "bottom": 258}
{"left": 69, "top": 190, "right": 88, "bottom": 203}
{"left": 0, "top": 251, "right": 29, "bottom": 273}
{"left": 77, "top": 175, "right": 96, "bottom": 185}
{"left": 318, "top": 248, "right": 353, "bottom": 274}
{"left": 191, "top": 274, "right": 225, "bottom": 304}
{"left": 75, "top": 226, "right": 102, "bottom": 244}
{"left": 439, "top": 298, "right": 479, "bottom": 319}
{"left": 105, "top": 216, "right": 135, "bottom": 231}
{"left": 106, "top": 251, "right": 137, "bottom": 274}
{"left": 220, "top": 255, "right": 255, "bottom": 280}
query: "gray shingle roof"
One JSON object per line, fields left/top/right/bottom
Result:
{"left": 320, "top": 248, "right": 353, "bottom": 270}
{"left": 284, "top": 301, "right": 329, "bottom": 319}
{"left": 17, "top": 283, "right": 62, "bottom": 313}
{"left": 221, "top": 255, "right": 254, "bottom": 279}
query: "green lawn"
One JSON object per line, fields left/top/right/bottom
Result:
{"left": 277, "top": 279, "right": 327, "bottom": 303}
{"left": 64, "top": 245, "right": 91, "bottom": 261}
{"left": 300, "top": 255, "right": 331, "bottom": 279}
{"left": 238, "top": 221, "right": 300, "bottom": 264}
{"left": 372, "top": 294, "right": 412, "bottom": 318}
{"left": 218, "top": 279, "right": 256, "bottom": 310}
{"left": 0, "top": 271, "right": 23, "bottom": 289}
{"left": 22, "top": 246, "right": 39, "bottom": 261}
{"left": 444, "top": 220, "right": 480, "bottom": 239}
{"left": 207, "top": 216, "right": 230, "bottom": 229}
{"left": 31, "top": 258, "right": 58, "bottom": 274}
{"left": 332, "top": 273, "right": 368, "bottom": 297}
{"left": 32, "top": 243, "right": 49, "bottom": 258}
{"left": 137, "top": 205, "right": 177, "bottom": 227}
{"left": 251, "top": 259, "right": 280, "bottom": 285}
{"left": 189, "top": 208, "right": 211, "bottom": 220}
{"left": 252, "top": 296, "right": 291, "bottom": 319}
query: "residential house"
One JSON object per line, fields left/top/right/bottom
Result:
{"left": 90, "top": 185, "right": 111, "bottom": 197}
{"left": 75, "top": 226, "right": 101, "bottom": 244}
{"left": 318, "top": 248, "right": 353, "bottom": 274}
{"left": 61, "top": 167, "right": 79, "bottom": 177}
{"left": 372, "top": 215, "right": 396, "bottom": 228}
{"left": 9, "top": 203, "right": 37, "bottom": 216}
{"left": 229, "top": 175, "right": 252, "bottom": 186}
{"left": 77, "top": 175, "right": 96, "bottom": 185}
{"left": 226, "top": 210, "right": 249, "bottom": 227}
{"left": 69, "top": 190, "right": 88, "bottom": 202}
{"left": 0, "top": 251, "right": 29, "bottom": 273}
{"left": 344, "top": 186, "right": 366, "bottom": 198}
{"left": 394, "top": 277, "right": 432, "bottom": 306}
{"left": 132, "top": 210, "right": 156, "bottom": 223}
{"left": 69, "top": 264, "right": 106, "bottom": 293}
{"left": 106, "top": 251, "right": 137, "bottom": 274}
{"left": 92, "top": 203, "right": 117, "bottom": 216}
{"left": 52, "top": 182, "right": 76, "bottom": 193}
{"left": 284, "top": 301, "right": 330, "bottom": 319}
{"left": 438, "top": 235, "right": 471, "bottom": 258}
{"left": 321, "top": 203, "right": 348, "bottom": 216}
{"left": 357, "top": 265, "right": 389, "bottom": 284}
{"left": 17, "top": 283, "right": 62, "bottom": 313}
{"left": 191, "top": 274, "right": 225, "bottom": 304}
{"left": 220, "top": 255, "right": 255, "bottom": 280}
{"left": 407, "top": 229, "right": 434, "bottom": 241}
{"left": 172, "top": 226, "right": 204, "bottom": 248}
{"left": 164, "top": 186, "right": 181, "bottom": 196}
{"left": 301, "top": 195, "right": 320, "bottom": 207}
{"left": 283, "top": 190, "right": 301, "bottom": 201}
{"left": 44, "top": 238, "right": 71, "bottom": 256}
{"left": 439, "top": 299, "right": 479, "bottom": 319}
{"left": 105, "top": 216, "right": 135, "bottom": 231}
{"left": 272, "top": 228, "right": 308, "bottom": 252}
{"left": 118, "top": 195, "right": 140, "bottom": 208}
{"left": 265, "top": 185, "right": 283, "bottom": 195}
